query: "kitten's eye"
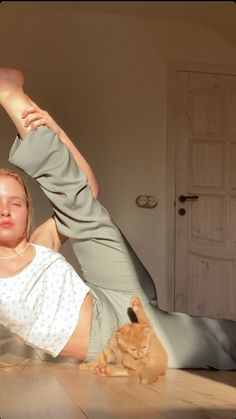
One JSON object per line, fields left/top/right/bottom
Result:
{"left": 142, "top": 345, "right": 147, "bottom": 350}
{"left": 130, "top": 348, "right": 136, "bottom": 352}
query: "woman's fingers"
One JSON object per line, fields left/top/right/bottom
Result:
{"left": 21, "top": 105, "right": 60, "bottom": 135}
{"left": 21, "top": 106, "right": 38, "bottom": 118}
{"left": 22, "top": 106, "right": 51, "bottom": 128}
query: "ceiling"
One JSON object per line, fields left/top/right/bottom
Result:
{"left": 52, "top": 1, "right": 236, "bottom": 44}
{"left": 2, "top": 1, "right": 236, "bottom": 45}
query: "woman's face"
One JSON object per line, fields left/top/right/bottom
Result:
{"left": 0, "top": 175, "right": 28, "bottom": 244}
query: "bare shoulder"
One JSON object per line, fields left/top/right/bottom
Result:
{"left": 29, "top": 216, "right": 67, "bottom": 251}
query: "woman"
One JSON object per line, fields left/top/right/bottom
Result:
{"left": 0, "top": 67, "right": 236, "bottom": 369}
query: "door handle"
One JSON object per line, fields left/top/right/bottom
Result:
{"left": 179, "top": 195, "right": 199, "bottom": 203}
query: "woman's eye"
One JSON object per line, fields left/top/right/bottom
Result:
{"left": 11, "top": 202, "right": 21, "bottom": 207}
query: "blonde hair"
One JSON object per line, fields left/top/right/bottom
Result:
{"left": 0, "top": 168, "right": 34, "bottom": 238}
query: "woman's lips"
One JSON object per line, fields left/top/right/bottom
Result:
{"left": 0, "top": 221, "right": 14, "bottom": 228}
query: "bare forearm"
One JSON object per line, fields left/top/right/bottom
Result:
{"left": 57, "top": 127, "right": 99, "bottom": 198}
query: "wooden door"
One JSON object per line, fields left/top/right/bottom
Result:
{"left": 174, "top": 70, "right": 236, "bottom": 320}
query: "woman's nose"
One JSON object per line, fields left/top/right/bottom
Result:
{"left": 0, "top": 206, "right": 10, "bottom": 216}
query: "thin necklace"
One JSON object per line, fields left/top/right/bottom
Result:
{"left": 0, "top": 243, "right": 30, "bottom": 260}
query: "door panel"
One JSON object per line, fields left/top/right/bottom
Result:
{"left": 175, "top": 70, "right": 236, "bottom": 320}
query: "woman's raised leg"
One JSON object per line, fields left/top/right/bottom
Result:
{"left": 0, "top": 68, "right": 31, "bottom": 139}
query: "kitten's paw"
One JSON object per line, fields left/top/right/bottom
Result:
{"left": 140, "top": 376, "right": 158, "bottom": 385}
{"left": 78, "top": 362, "right": 90, "bottom": 371}
{"left": 140, "top": 374, "right": 159, "bottom": 385}
{"left": 95, "top": 364, "right": 108, "bottom": 375}
{"left": 140, "top": 377, "right": 149, "bottom": 385}
{"left": 123, "top": 359, "right": 136, "bottom": 371}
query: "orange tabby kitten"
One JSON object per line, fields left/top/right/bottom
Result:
{"left": 79, "top": 296, "right": 168, "bottom": 384}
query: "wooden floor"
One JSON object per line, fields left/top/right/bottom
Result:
{"left": 0, "top": 360, "right": 235, "bottom": 419}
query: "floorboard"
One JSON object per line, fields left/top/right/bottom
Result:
{"left": 0, "top": 360, "right": 235, "bottom": 419}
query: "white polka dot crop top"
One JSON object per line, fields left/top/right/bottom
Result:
{"left": 0, "top": 244, "right": 90, "bottom": 357}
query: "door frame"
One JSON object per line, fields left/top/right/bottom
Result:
{"left": 166, "top": 60, "right": 236, "bottom": 311}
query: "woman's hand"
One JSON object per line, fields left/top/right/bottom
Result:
{"left": 21, "top": 97, "right": 99, "bottom": 198}
{"left": 21, "top": 98, "right": 60, "bottom": 136}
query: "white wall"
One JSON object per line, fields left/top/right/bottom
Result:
{"left": 1, "top": 2, "right": 236, "bottom": 309}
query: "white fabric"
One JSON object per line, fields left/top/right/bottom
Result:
{"left": 0, "top": 244, "right": 90, "bottom": 357}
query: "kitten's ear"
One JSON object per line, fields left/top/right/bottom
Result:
{"left": 127, "top": 307, "right": 138, "bottom": 323}
{"left": 143, "top": 327, "right": 153, "bottom": 336}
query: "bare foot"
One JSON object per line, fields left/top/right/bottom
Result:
{"left": 0, "top": 68, "right": 24, "bottom": 100}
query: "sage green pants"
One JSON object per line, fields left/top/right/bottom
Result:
{"left": 9, "top": 127, "right": 236, "bottom": 369}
